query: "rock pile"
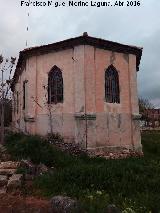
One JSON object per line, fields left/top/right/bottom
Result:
{"left": 100, "top": 150, "right": 143, "bottom": 160}
{"left": 49, "top": 196, "right": 122, "bottom": 213}
{"left": 0, "top": 161, "right": 22, "bottom": 194}
{"left": 0, "top": 144, "right": 11, "bottom": 161}
{"left": 106, "top": 204, "right": 122, "bottom": 213}
{"left": 50, "top": 196, "right": 80, "bottom": 213}
{"left": 20, "top": 159, "right": 49, "bottom": 176}
{"left": 88, "top": 147, "right": 144, "bottom": 160}
{"left": 0, "top": 158, "right": 50, "bottom": 196}
{"left": 49, "top": 140, "right": 88, "bottom": 156}
{"left": 48, "top": 138, "right": 143, "bottom": 160}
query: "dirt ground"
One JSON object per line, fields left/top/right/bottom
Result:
{"left": 0, "top": 194, "right": 51, "bottom": 213}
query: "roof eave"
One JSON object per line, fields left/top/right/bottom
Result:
{"left": 11, "top": 35, "right": 143, "bottom": 91}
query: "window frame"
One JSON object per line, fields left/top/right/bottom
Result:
{"left": 105, "top": 65, "right": 120, "bottom": 104}
{"left": 48, "top": 66, "right": 63, "bottom": 104}
{"left": 16, "top": 91, "right": 19, "bottom": 114}
{"left": 23, "top": 81, "right": 26, "bottom": 110}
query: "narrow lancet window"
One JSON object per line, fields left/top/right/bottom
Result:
{"left": 48, "top": 66, "right": 63, "bottom": 104}
{"left": 23, "top": 82, "right": 26, "bottom": 109}
{"left": 105, "top": 65, "right": 120, "bottom": 103}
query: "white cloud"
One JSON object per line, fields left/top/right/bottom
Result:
{"left": 0, "top": 0, "right": 160, "bottom": 106}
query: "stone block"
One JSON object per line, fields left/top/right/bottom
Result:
{"left": 50, "top": 196, "right": 80, "bottom": 213}
{"left": 7, "top": 174, "right": 23, "bottom": 190}
{"left": 37, "top": 163, "right": 48, "bottom": 175}
{"left": 0, "top": 161, "right": 20, "bottom": 169}
{"left": 0, "top": 186, "right": 7, "bottom": 194}
{"left": 0, "top": 169, "right": 16, "bottom": 176}
{"left": 0, "top": 175, "right": 8, "bottom": 187}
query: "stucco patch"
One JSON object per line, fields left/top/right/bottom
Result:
{"left": 123, "top": 53, "right": 129, "bottom": 63}
{"left": 79, "top": 106, "right": 84, "bottom": 113}
{"left": 117, "top": 114, "right": 121, "bottom": 128}
{"left": 110, "top": 51, "right": 116, "bottom": 64}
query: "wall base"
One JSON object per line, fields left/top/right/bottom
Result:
{"left": 87, "top": 145, "right": 143, "bottom": 159}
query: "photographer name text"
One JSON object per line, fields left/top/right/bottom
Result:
{"left": 20, "top": 0, "right": 141, "bottom": 7}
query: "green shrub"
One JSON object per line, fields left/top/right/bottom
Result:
{"left": 16, "top": 166, "right": 29, "bottom": 175}
{"left": 34, "top": 131, "right": 160, "bottom": 212}
{"left": 5, "top": 132, "right": 55, "bottom": 166}
{"left": 5, "top": 131, "right": 160, "bottom": 212}
{"left": 4, "top": 132, "right": 81, "bottom": 168}
{"left": 142, "top": 130, "right": 160, "bottom": 157}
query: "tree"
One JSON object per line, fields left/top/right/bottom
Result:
{"left": 0, "top": 98, "right": 12, "bottom": 126}
{"left": 0, "top": 54, "right": 16, "bottom": 144}
{"left": 139, "top": 97, "right": 154, "bottom": 113}
{"left": 139, "top": 97, "right": 155, "bottom": 127}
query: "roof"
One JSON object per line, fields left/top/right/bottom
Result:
{"left": 145, "top": 109, "right": 160, "bottom": 114}
{"left": 11, "top": 33, "right": 143, "bottom": 91}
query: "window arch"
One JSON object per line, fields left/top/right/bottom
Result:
{"left": 105, "top": 65, "right": 120, "bottom": 103}
{"left": 48, "top": 66, "right": 63, "bottom": 104}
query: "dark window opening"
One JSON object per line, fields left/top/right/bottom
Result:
{"left": 16, "top": 91, "right": 19, "bottom": 114}
{"left": 13, "top": 94, "right": 16, "bottom": 115}
{"left": 48, "top": 66, "right": 63, "bottom": 104}
{"left": 105, "top": 65, "right": 120, "bottom": 103}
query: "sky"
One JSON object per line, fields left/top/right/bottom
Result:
{"left": 0, "top": 0, "right": 160, "bottom": 107}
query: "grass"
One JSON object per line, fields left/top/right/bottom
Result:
{"left": 4, "top": 131, "right": 160, "bottom": 213}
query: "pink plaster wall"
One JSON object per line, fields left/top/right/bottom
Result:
{"left": 12, "top": 44, "right": 142, "bottom": 152}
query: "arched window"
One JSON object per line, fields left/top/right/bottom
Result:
{"left": 105, "top": 65, "right": 120, "bottom": 103}
{"left": 48, "top": 66, "right": 63, "bottom": 104}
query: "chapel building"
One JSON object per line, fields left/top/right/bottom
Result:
{"left": 11, "top": 33, "right": 143, "bottom": 153}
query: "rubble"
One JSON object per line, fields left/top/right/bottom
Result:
{"left": 0, "top": 175, "right": 8, "bottom": 187}
{"left": 0, "top": 145, "right": 11, "bottom": 161}
{"left": 0, "top": 161, "right": 20, "bottom": 169}
{"left": 106, "top": 204, "right": 122, "bottom": 213}
{"left": 37, "top": 163, "right": 49, "bottom": 175}
{"left": 50, "top": 196, "right": 80, "bottom": 213}
{"left": 101, "top": 150, "right": 143, "bottom": 160}
{"left": 87, "top": 147, "right": 144, "bottom": 160}
{"left": 48, "top": 138, "right": 143, "bottom": 160}
{"left": 20, "top": 160, "right": 49, "bottom": 176}
{"left": 20, "top": 159, "right": 37, "bottom": 175}
{"left": 0, "top": 161, "right": 23, "bottom": 193}
{"left": 0, "top": 169, "right": 17, "bottom": 176}
{"left": 49, "top": 139, "right": 88, "bottom": 156}
{"left": 7, "top": 174, "right": 23, "bottom": 191}
{"left": 0, "top": 186, "right": 7, "bottom": 194}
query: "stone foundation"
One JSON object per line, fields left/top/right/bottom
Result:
{"left": 87, "top": 146, "right": 143, "bottom": 159}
